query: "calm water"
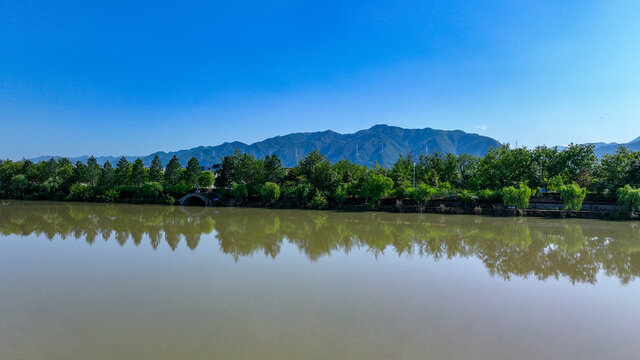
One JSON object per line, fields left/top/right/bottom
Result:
{"left": 1, "top": 202, "right": 640, "bottom": 359}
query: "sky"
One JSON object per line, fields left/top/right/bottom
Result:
{"left": 1, "top": 0, "right": 640, "bottom": 159}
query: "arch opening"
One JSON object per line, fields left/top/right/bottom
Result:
{"left": 181, "top": 195, "right": 207, "bottom": 206}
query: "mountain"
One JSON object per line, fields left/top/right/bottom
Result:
{"left": 590, "top": 136, "right": 640, "bottom": 157}
{"left": 30, "top": 125, "right": 502, "bottom": 167}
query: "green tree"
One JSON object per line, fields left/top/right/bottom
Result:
{"left": 10, "top": 174, "right": 28, "bottom": 197}
{"left": 231, "top": 182, "right": 248, "bottom": 201}
{"left": 115, "top": 157, "right": 131, "bottom": 186}
{"left": 99, "top": 161, "right": 115, "bottom": 187}
{"left": 502, "top": 182, "right": 532, "bottom": 210}
{"left": 361, "top": 172, "right": 394, "bottom": 208}
{"left": 149, "top": 155, "right": 164, "bottom": 182}
{"left": 560, "top": 183, "right": 587, "bottom": 211}
{"left": 86, "top": 156, "right": 101, "bottom": 186}
{"left": 130, "top": 158, "right": 147, "bottom": 186}
{"left": 198, "top": 171, "right": 215, "bottom": 188}
{"left": 261, "top": 182, "right": 281, "bottom": 203}
{"left": 184, "top": 157, "right": 201, "bottom": 186}
{"left": 263, "top": 154, "right": 284, "bottom": 184}
{"left": 164, "top": 155, "right": 182, "bottom": 185}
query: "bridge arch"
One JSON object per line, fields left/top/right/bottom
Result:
{"left": 178, "top": 193, "right": 210, "bottom": 206}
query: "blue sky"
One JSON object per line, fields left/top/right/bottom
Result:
{"left": 1, "top": 0, "right": 640, "bottom": 159}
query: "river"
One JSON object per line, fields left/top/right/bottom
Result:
{"left": 1, "top": 201, "right": 639, "bottom": 359}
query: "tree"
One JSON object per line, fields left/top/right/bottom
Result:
{"left": 263, "top": 154, "right": 284, "bottom": 184}
{"left": 10, "top": 174, "right": 28, "bottom": 197}
{"left": 184, "top": 157, "right": 201, "bottom": 186}
{"left": 560, "top": 183, "right": 587, "bottom": 211}
{"left": 295, "top": 150, "right": 338, "bottom": 193}
{"left": 164, "top": 155, "right": 182, "bottom": 185}
{"left": 99, "top": 161, "right": 115, "bottom": 187}
{"left": 198, "top": 171, "right": 215, "bottom": 188}
{"left": 74, "top": 160, "right": 88, "bottom": 183}
{"left": 149, "top": 155, "right": 164, "bottom": 182}
{"left": 130, "top": 158, "right": 147, "bottom": 186}
{"left": 115, "top": 157, "right": 131, "bottom": 185}
{"left": 215, "top": 150, "right": 263, "bottom": 188}
{"left": 361, "top": 172, "right": 394, "bottom": 208}
{"left": 502, "top": 183, "right": 532, "bottom": 210}
{"left": 261, "top": 182, "right": 281, "bottom": 203}
{"left": 86, "top": 156, "right": 101, "bottom": 186}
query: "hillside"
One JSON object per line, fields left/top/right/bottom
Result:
{"left": 31, "top": 124, "right": 502, "bottom": 167}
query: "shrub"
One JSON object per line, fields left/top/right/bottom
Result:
{"left": 101, "top": 189, "right": 120, "bottom": 203}
{"left": 134, "top": 182, "right": 164, "bottom": 203}
{"left": 308, "top": 190, "right": 328, "bottom": 210}
{"left": 476, "top": 189, "right": 500, "bottom": 202}
{"left": 68, "top": 182, "right": 93, "bottom": 201}
{"left": 231, "top": 182, "right": 248, "bottom": 201}
{"left": 617, "top": 185, "right": 640, "bottom": 212}
{"left": 458, "top": 190, "right": 479, "bottom": 205}
{"left": 560, "top": 183, "right": 587, "bottom": 211}
{"left": 261, "top": 182, "right": 281, "bottom": 203}
{"left": 502, "top": 182, "right": 531, "bottom": 209}
{"left": 407, "top": 184, "right": 435, "bottom": 205}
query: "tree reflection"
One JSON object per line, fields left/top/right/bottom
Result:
{"left": 1, "top": 202, "right": 640, "bottom": 284}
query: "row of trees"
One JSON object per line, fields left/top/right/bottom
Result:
{"left": 0, "top": 155, "right": 214, "bottom": 203}
{"left": 214, "top": 144, "right": 640, "bottom": 211}
{"left": 2, "top": 143, "right": 640, "bottom": 211}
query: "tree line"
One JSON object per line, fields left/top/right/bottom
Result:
{"left": 2, "top": 143, "right": 640, "bottom": 212}
{"left": 0, "top": 154, "right": 214, "bottom": 204}
{"left": 214, "top": 144, "right": 640, "bottom": 212}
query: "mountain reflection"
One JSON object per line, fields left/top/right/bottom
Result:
{"left": 2, "top": 202, "right": 640, "bottom": 284}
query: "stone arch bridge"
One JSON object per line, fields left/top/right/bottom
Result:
{"left": 178, "top": 192, "right": 222, "bottom": 206}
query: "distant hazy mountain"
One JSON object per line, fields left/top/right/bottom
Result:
{"left": 31, "top": 124, "right": 503, "bottom": 167}
{"left": 590, "top": 136, "right": 640, "bottom": 157}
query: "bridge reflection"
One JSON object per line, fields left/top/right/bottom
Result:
{"left": 1, "top": 202, "right": 640, "bottom": 284}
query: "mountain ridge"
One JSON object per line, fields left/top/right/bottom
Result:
{"left": 29, "top": 125, "right": 502, "bottom": 167}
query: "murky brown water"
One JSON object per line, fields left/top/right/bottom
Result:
{"left": 1, "top": 201, "right": 639, "bottom": 359}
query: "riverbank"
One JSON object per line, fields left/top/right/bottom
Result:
{"left": 203, "top": 194, "right": 636, "bottom": 220}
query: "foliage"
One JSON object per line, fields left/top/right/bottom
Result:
{"left": 458, "top": 190, "right": 479, "bottom": 205}
{"left": 101, "top": 188, "right": 120, "bottom": 203}
{"left": 261, "top": 182, "right": 281, "bottom": 203}
{"left": 134, "top": 182, "right": 165, "bottom": 203}
{"left": 617, "top": 185, "right": 640, "bottom": 212}
{"left": 334, "top": 184, "right": 347, "bottom": 205}
{"left": 115, "top": 157, "right": 131, "bottom": 186}
{"left": 560, "top": 183, "right": 587, "bottom": 211}
{"left": 502, "top": 183, "right": 531, "bottom": 209}
{"left": 294, "top": 182, "right": 313, "bottom": 207}
{"left": 130, "top": 158, "right": 147, "bottom": 186}
{"left": 476, "top": 189, "right": 500, "bottom": 202}
{"left": 68, "top": 182, "right": 93, "bottom": 201}
{"left": 406, "top": 184, "right": 435, "bottom": 205}
{"left": 361, "top": 172, "right": 393, "bottom": 208}
{"left": 164, "top": 155, "right": 182, "bottom": 186}
{"left": 231, "top": 182, "right": 248, "bottom": 201}
{"left": 197, "top": 171, "right": 215, "bottom": 188}
{"left": 308, "top": 190, "right": 328, "bottom": 209}
{"left": 149, "top": 155, "right": 164, "bottom": 182}
{"left": 183, "top": 157, "right": 201, "bottom": 186}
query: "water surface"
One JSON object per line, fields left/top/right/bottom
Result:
{"left": 1, "top": 201, "right": 639, "bottom": 359}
